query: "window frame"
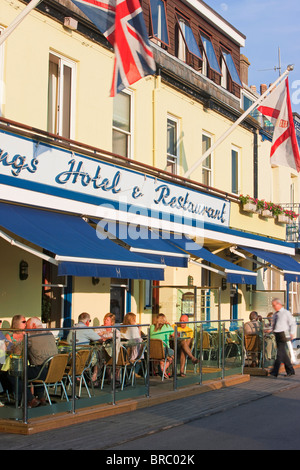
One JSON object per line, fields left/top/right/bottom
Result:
{"left": 175, "top": 11, "right": 202, "bottom": 63}
{"left": 149, "top": 0, "right": 170, "bottom": 47}
{"left": 112, "top": 88, "right": 134, "bottom": 159}
{"left": 167, "top": 114, "right": 180, "bottom": 175}
{"left": 231, "top": 145, "right": 241, "bottom": 195}
{"left": 220, "top": 46, "right": 243, "bottom": 88}
{"left": 202, "top": 131, "right": 214, "bottom": 187}
{"left": 47, "top": 51, "right": 76, "bottom": 139}
{"left": 0, "top": 25, "right": 5, "bottom": 117}
{"left": 199, "top": 30, "right": 222, "bottom": 76}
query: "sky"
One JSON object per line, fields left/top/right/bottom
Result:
{"left": 207, "top": 0, "right": 300, "bottom": 114}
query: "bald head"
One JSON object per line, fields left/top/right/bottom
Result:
{"left": 26, "top": 317, "right": 43, "bottom": 329}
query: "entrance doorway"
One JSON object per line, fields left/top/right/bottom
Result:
{"left": 42, "top": 261, "right": 66, "bottom": 328}
{"left": 110, "top": 279, "right": 128, "bottom": 323}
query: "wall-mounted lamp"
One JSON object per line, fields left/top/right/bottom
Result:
{"left": 187, "top": 275, "right": 194, "bottom": 287}
{"left": 221, "top": 278, "right": 227, "bottom": 291}
{"left": 92, "top": 277, "right": 100, "bottom": 286}
{"left": 19, "top": 260, "right": 29, "bottom": 281}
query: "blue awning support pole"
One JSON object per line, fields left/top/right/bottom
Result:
{"left": 62, "top": 276, "right": 72, "bottom": 339}
{"left": 286, "top": 281, "right": 290, "bottom": 311}
{"left": 126, "top": 280, "right": 132, "bottom": 313}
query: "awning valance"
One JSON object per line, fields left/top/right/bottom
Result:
{"left": 94, "top": 221, "right": 189, "bottom": 268}
{"left": 0, "top": 203, "right": 165, "bottom": 280}
{"left": 158, "top": 233, "right": 257, "bottom": 285}
{"left": 241, "top": 246, "right": 300, "bottom": 283}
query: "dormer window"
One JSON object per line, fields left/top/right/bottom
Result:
{"left": 149, "top": 0, "right": 169, "bottom": 46}
{"left": 220, "top": 47, "right": 242, "bottom": 87}
{"left": 176, "top": 13, "right": 202, "bottom": 63}
{"left": 199, "top": 32, "right": 222, "bottom": 76}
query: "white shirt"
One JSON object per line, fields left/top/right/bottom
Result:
{"left": 272, "top": 308, "right": 297, "bottom": 338}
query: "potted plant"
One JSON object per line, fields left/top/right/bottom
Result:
{"left": 261, "top": 202, "right": 274, "bottom": 218}
{"left": 283, "top": 209, "right": 300, "bottom": 223}
{"left": 256, "top": 199, "right": 265, "bottom": 214}
{"left": 277, "top": 213, "right": 290, "bottom": 224}
{"left": 239, "top": 195, "right": 257, "bottom": 213}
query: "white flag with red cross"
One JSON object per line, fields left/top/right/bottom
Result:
{"left": 258, "top": 77, "right": 300, "bottom": 172}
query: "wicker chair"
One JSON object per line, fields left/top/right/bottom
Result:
{"left": 29, "top": 353, "right": 69, "bottom": 405}
{"left": 100, "top": 345, "right": 131, "bottom": 390}
{"left": 149, "top": 339, "right": 169, "bottom": 381}
{"left": 244, "top": 335, "right": 262, "bottom": 367}
{"left": 64, "top": 349, "right": 92, "bottom": 398}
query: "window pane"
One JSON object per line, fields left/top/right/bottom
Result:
{"left": 113, "top": 92, "right": 131, "bottom": 132}
{"left": 202, "top": 134, "right": 212, "bottom": 185}
{"left": 167, "top": 119, "right": 177, "bottom": 157}
{"left": 200, "top": 34, "right": 221, "bottom": 74}
{"left": 231, "top": 149, "right": 239, "bottom": 194}
{"left": 167, "top": 156, "right": 177, "bottom": 174}
{"left": 221, "top": 49, "right": 243, "bottom": 87}
{"left": 150, "top": 0, "right": 169, "bottom": 45}
{"left": 47, "top": 57, "right": 59, "bottom": 134}
{"left": 177, "top": 16, "right": 202, "bottom": 60}
{"left": 113, "top": 129, "right": 129, "bottom": 157}
{"left": 62, "top": 64, "right": 72, "bottom": 139}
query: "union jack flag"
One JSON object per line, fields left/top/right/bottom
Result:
{"left": 71, "top": 0, "right": 156, "bottom": 96}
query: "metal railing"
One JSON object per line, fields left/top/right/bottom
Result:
{"left": 0, "top": 320, "right": 245, "bottom": 424}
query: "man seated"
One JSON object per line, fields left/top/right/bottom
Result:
{"left": 173, "top": 315, "right": 199, "bottom": 377}
{"left": 67, "top": 312, "right": 101, "bottom": 346}
{"left": 244, "top": 311, "right": 262, "bottom": 367}
{"left": 26, "top": 317, "right": 58, "bottom": 408}
{"left": 67, "top": 312, "right": 103, "bottom": 386}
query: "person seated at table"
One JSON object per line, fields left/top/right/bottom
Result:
{"left": 150, "top": 314, "right": 174, "bottom": 379}
{"left": 264, "top": 312, "right": 277, "bottom": 361}
{"left": 0, "top": 326, "right": 11, "bottom": 405}
{"left": 97, "top": 313, "right": 121, "bottom": 384}
{"left": 67, "top": 312, "right": 104, "bottom": 386}
{"left": 97, "top": 313, "right": 121, "bottom": 354}
{"left": 120, "top": 313, "right": 143, "bottom": 364}
{"left": 244, "top": 311, "right": 262, "bottom": 367}
{"left": 5, "top": 315, "right": 27, "bottom": 352}
{"left": 0, "top": 315, "right": 27, "bottom": 402}
{"left": 67, "top": 312, "right": 102, "bottom": 346}
{"left": 26, "top": 317, "right": 58, "bottom": 408}
{"left": 173, "top": 314, "right": 199, "bottom": 377}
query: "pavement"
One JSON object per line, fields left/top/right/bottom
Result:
{"left": 0, "top": 368, "right": 299, "bottom": 450}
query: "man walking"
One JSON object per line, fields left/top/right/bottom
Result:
{"left": 270, "top": 298, "right": 296, "bottom": 378}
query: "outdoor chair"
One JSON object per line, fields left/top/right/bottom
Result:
{"left": 64, "top": 349, "right": 91, "bottom": 398}
{"left": 196, "top": 331, "right": 214, "bottom": 361}
{"left": 29, "top": 353, "right": 69, "bottom": 405}
{"left": 127, "top": 341, "right": 147, "bottom": 386}
{"left": 149, "top": 339, "right": 170, "bottom": 381}
{"left": 244, "top": 334, "right": 262, "bottom": 367}
{"left": 100, "top": 345, "right": 131, "bottom": 390}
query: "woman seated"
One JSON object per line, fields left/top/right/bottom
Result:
{"left": 150, "top": 313, "right": 174, "bottom": 379}
{"left": 5, "top": 315, "right": 27, "bottom": 351}
{"left": 120, "top": 313, "right": 143, "bottom": 364}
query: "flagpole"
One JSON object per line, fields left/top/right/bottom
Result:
{"left": 0, "top": 0, "right": 42, "bottom": 47}
{"left": 184, "top": 65, "right": 294, "bottom": 179}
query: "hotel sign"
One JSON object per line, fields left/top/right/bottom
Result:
{"left": 0, "top": 129, "right": 230, "bottom": 228}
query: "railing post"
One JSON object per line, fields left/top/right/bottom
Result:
{"left": 22, "top": 332, "right": 28, "bottom": 424}
{"left": 71, "top": 331, "right": 76, "bottom": 414}
{"left": 146, "top": 327, "right": 150, "bottom": 398}
{"left": 222, "top": 322, "right": 225, "bottom": 380}
{"left": 112, "top": 328, "right": 116, "bottom": 406}
{"left": 173, "top": 325, "right": 178, "bottom": 391}
{"left": 199, "top": 323, "right": 203, "bottom": 386}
